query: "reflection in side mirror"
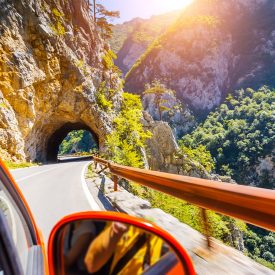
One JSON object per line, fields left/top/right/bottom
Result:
{"left": 49, "top": 212, "right": 195, "bottom": 275}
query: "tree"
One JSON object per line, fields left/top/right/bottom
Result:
{"left": 105, "top": 93, "right": 152, "bottom": 168}
{"left": 101, "top": 49, "right": 122, "bottom": 87}
{"left": 89, "top": 1, "right": 120, "bottom": 39}
{"left": 143, "top": 80, "right": 175, "bottom": 120}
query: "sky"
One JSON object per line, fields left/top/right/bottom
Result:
{"left": 98, "top": 0, "right": 193, "bottom": 24}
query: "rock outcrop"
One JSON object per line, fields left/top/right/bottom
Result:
{"left": 142, "top": 92, "right": 196, "bottom": 138}
{"left": 0, "top": 0, "right": 122, "bottom": 161}
{"left": 142, "top": 111, "right": 211, "bottom": 178}
{"left": 124, "top": 0, "right": 275, "bottom": 114}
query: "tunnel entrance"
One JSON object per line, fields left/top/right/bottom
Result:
{"left": 46, "top": 122, "right": 99, "bottom": 162}
{"left": 58, "top": 130, "right": 97, "bottom": 156}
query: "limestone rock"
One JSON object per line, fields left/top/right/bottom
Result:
{"left": 0, "top": 0, "right": 123, "bottom": 161}
{"left": 142, "top": 111, "right": 211, "bottom": 179}
{"left": 142, "top": 92, "right": 196, "bottom": 138}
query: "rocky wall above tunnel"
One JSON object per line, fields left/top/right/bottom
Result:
{"left": 22, "top": 91, "right": 116, "bottom": 162}
{"left": 0, "top": 0, "right": 122, "bottom": 161}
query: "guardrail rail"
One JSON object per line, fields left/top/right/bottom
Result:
{"left": 93, "top": 156, "right": 275, "bottom": 233}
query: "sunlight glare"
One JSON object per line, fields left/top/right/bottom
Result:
{"left": 157, "top": 0, "right": 194, "bottom": 13}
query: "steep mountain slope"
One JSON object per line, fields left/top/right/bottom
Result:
{"left": 125, "top": 0, "right": 275, "bottom": 114}
{"left": 110, "top": 11, "right": 181, "bottom": 74}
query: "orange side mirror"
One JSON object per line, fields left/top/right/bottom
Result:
{"left": 48, "top": 211, "right": 195, "bottom": 275}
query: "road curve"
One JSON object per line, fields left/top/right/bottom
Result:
{"left": 10, "top": 160, "right": 99, "bottom": 243}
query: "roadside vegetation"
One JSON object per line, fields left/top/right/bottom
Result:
{"left": 122, "top": 180, "right": 247, "bottom": 246}
{"left": 4, "top": 161, "right": 38, "bottom": 169}
{"left": 105, "top": 92, "right": 152, "bottom": 168}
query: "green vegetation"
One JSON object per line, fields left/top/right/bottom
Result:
{"left": 125, "top": 13, "right": 220, "bottom": 80}
{"left": 0, "top": 102, "right": 7, "bottom": 109}
{"left": 102, "top": 49, "right": 117, "bottom": 70}
{"left": 90, "top": 1, "right": 119, "bottom": 39}
{"left": 181, "top": 86, "right": 274, "bottom": 188}
{"left": 178, "top": 144, "right": 215, "bottom": 173}
{"left": 59, "top": 130, "right": 97, "bottom": 155}
{"left": 52, "top": 8, "right": 63, "bottom": 18}
{"left": 4, "top": 161, "right": 38, "bottom": 169}
{"left": 244, "top": 228, "right": 275, "bottom": 270}
{"left": 86, "top": 164, "right": 97, "bottom": 179}
{"left": 95, "top": 81, "right": 114, "bottom": 112}
{"left": 109, "top": 10, "right": 180, "bottom": 54}
{"left": 101, "top": 49, "right": 122, "bottom": 88}
{"left": 125, "top": 37, "right": 162, "bottom": 80}
{"left": 179, "top": 86, "right": 275, "bottom": 269}
{"left": 74, "top": 59, "right": 91, "bottom": 76}
{"left": 51, "top": 8, "right": 66, "bottom": 36}
{"left": 169, "top": 15, "right": 220, "bottom": 34}
{"left": 102, "top": 86, "right": 274, "bottom": 268}
{"left": 96, "top": 92, "right": 113, "bottom": 111}
{"left": 122, "top": 181, "right": 246, "bottom": 248}
{"left": 105, "top": 93, "right": 152, "bottom": 168}
{"left": 110, "top": 24, "right": 134, "bottom": 53}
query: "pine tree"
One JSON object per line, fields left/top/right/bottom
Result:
{"left": 143, "top": 80, "right": 175, "bottom": 121}
{"left": 89, "top": 1, "right": 119, "bottom": 39}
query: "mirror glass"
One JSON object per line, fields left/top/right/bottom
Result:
{"left": 55, "top": 219, "right": 186, "bottom": 275}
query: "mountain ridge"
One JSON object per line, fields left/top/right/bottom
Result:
{"left": 110, "top": 10, "right": 181, "bottom": 74}
{"left": 124, "top": 0, "right": 275, "bottom": 114}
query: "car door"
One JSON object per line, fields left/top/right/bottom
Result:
{"left": 0, "top": 160, "right": 46, "bottom": 275}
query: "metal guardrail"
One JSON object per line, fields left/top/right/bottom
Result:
{"left": 93, "top": 156, "right": 275, "bottom": 232}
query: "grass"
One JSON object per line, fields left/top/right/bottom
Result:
{"left": 4, "top": 161, "right": 39, "bottom": 169}
{"left": 86, "top": 164, "right": 97, "bottom": 179}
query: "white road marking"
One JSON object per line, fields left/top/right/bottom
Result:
{"left": 81, "top": 162, "right": 100, "bottom": 210}
{"left": 15, "top": 166, "right": 60, "bottom": 183}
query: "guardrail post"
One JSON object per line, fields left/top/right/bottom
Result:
{"left": 113, "top": 175, "right": 118, "bottom": 192}
{"left": 201, "top": 209, "right": 212, "bottom": 249}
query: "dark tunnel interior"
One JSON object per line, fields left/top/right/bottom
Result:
{"left": 46, "top": 122, "right": 99, "bottom": 162}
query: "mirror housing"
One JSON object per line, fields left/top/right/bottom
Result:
{"left": 48, "top": 211, "right": 195, "bottom": 275}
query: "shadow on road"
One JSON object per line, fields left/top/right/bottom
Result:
{"left": 57, "top": 156, "right": 93, "bottom": 163}
{"left": 97, "top": 175, "right": 114, "bottom": 211}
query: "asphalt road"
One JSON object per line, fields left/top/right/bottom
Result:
{"left": 10, "top": 160, "right": 100, "bottom": 243}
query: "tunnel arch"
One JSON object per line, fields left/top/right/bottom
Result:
{"left": 46, "top": 122, "right": 99, "bottom": 162}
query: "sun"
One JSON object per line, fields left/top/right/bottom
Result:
{"left": 157, "top": 0, "right": 194, "bottom": 13}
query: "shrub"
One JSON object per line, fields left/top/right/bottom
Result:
{"left": 105, "top": 93, "right": 152, "bottom": 168}
{"left": 51, "top": 8, "right": 65, "bottom": 36}
{"left": 96, "top": 92, "right": 113, "bottom": 111}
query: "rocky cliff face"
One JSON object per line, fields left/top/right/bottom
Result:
{"left": 0, "top": 0, "right": 123, "bottom": 161}
{"left": 124, "top": 0, "right": 275, "bottom": 114}
{"left": 110, "top": 11, "right": 181, "bottom": 75}
{"left": 0, "top": 0, "right": 209, "bottom": 184}
{"left": 142, "top": 111, "right": 214, "bottom": 179}
{"left": 142, "top": 92, "right": 196, "bottom": 138}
